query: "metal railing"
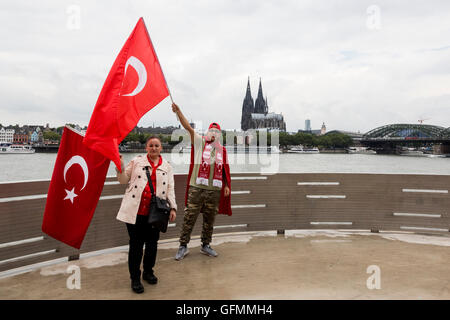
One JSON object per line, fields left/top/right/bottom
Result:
{"left": 0, "top": 173, "right": 449, "bottom": 273}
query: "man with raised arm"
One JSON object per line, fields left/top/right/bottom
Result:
{"left": 172, "top": 103, "right": 232, "bottom": 260}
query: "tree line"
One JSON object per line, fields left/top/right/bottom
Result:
{"left": 122, "top": 131, "right": 354, "bottom": 149}
{"left": 42, "top": 129, "right": 353, "bottom": 149}
{"left": 278, "top": 132, "right": 353, "bottom": 148}
{"left": 231, "top": 131, "right": 354, "bottom": 148}
{"left": 122, "top": 133, "right": 181, "bottom": 145}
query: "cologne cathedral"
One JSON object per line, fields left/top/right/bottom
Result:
{"left": 240, "top": 78, "right": 286, "bottom": 131}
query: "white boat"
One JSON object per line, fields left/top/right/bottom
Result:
{"left": 287, "top": 145, "right": 320, "bottom": 154}
{"left": 400, "top": 147, "right": 425, "bottom": 157}
{"left": 269, "top": 145, "right": 282, "bottom": 154}
{"left": 426, "top": 154, "right": 447, "bottom": 158}
{"left": 347, "top": 147, "right": 377, "bottom": 154}
{"left": 0, "top": 144, "right": 35, "bottom": 154}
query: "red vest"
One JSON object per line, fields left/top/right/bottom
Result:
{"left": 137, "top": 155, "right": 162, "bottom": 216}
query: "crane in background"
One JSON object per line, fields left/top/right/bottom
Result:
{"left": 418, "top": 118, "right": 430, "bottom": 124}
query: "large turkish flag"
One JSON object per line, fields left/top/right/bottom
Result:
{"left": 83, "top": 17, "right": 169, "bottom": 171}
{"left": 42, "top": 126, "right": 110, "bottom": 249}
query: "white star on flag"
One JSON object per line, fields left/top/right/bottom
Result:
{"left": 64, "top": 187, "right": 78, "bottom": 204}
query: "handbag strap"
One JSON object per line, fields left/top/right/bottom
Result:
{"left": 144, "top": 166, "right": 156, "bottom": 197}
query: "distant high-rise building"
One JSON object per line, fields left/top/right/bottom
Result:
{"left": 305, "top": 119, "right": 311, "bottom": 132}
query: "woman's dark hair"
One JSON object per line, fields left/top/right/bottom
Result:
{"left": 146, "top": 135, "right": 162, "bottom": 146}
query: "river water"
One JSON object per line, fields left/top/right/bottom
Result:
{"left": 1, "top": 152, "right": 449, "bottom": 183}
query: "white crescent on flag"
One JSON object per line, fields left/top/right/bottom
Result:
{"left": 122, "top": 56, "right": 147, "bottom": 97}
{"left": 64, "top": 155, "right": 89, "bottom": 190}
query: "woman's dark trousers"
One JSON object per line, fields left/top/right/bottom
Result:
{"left": 126, "top": 215, "right": 160, "bottom": 280}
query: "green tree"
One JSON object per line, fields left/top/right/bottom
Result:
{"left": 43, "top": 131, "right": 61, "bottom": 141}
{"left": 328, "top": 133, "right": 352, "bottom": 148}
{"left": 315, "top": 133, "right": 353, "bottom": 148}
{"left": 316, "top": 135, "right": 331, "bottom": 148}
{"left": 279, "top": 132, "right": 298, "bottom": 146}
{"left": 123, "top": 132, "right": 140, "bottom": 143}
{"left": 56, "top": 126, "right": 65, "bottom": 135}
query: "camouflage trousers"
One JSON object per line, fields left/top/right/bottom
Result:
{"left": 179, "top": 186, "right": 221, "bottom": 246}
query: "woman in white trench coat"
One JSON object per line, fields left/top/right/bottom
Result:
{"left": 116, "top": 136, "right": 177, "bottom": 294}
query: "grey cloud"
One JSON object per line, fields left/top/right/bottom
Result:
{"left": 0, "top": 0, "right": 450, "bottom": 133}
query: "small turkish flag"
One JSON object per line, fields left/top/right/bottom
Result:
{"left": 83, "top": 17, "right": 169, "bottom": 171}
{"left": 42, "top": 126, "right": 110, "bottom": 249}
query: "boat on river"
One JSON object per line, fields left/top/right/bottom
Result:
{"left": 287, "top": 145, "right": 320, "bottom": 154}
{"left": 400, "top": 147, "right": 426, "bottom": 157}
{"left": 347, "top": 147, "right": 377, "bottom": 154}
{"left": 0, "top": 144, "right": 35, "bottom": 154}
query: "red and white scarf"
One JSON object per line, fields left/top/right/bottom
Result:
{"left": 196, "top": 140, "right": 223, "bottom": 188}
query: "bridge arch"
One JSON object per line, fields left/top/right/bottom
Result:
{"left": 439, "top": 127, "right": 450, "bottom": 138}
{"left": 363, "top": 124, "right": 445, "bottom": 139}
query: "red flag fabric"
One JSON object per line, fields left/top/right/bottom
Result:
{"left": 83, "top": 17, "right": 169, "bottom": 171}
{"left": 42, "top": 126, "right": 110, "bottom": 249}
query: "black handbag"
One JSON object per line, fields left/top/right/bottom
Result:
{"left": 145, "top": 166, "right": 171, "bottom": 233}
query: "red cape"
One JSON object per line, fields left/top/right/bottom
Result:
{"left": 184, "top": 143, "right": 232, "bottom": 216}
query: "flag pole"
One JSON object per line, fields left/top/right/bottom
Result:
{"left": 140, "top": 17, "right": 178, "bottom": 120}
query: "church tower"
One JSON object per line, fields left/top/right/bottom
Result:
{"left": 254, "top": 78, "right": 266, "bottom": 114}
{"left": 321, "top": 122, "right": 327, "bottom": 135}
{"left": 264, "top": 95, "right": 269, "bottom": 115}
{"left": 241, "top": 77, "right": 254, "bottom": 131}
{"left": 241, "top": 76, "right": 286, "bottom": 132}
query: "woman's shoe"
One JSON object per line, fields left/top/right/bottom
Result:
{"left": 131, "top": 279, "right": 144, "bottom": 293}
{"left": 143, "top": 272, "right": 158, "bottom": 285}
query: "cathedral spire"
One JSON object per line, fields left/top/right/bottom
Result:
{"left": 264, "top": 95, "right": 268, "bottom": 114}
{"left": 254, "top": 78, "right": 265, "bottom": 113}
{"left": 245, "top": 76, "right": 252, "bottom": 99}
{"left": 257, "top": 78, "right": 263, "bottom": 99}
{"left": 241, "top": 76, "right": 254, "bottom": 131}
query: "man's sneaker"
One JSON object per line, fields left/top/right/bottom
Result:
{"left": 143, "top": 272, "right": 158, "bottom": 285}
{"left": 175, "top": 245, "right": 189, "bottom": 261}
{"left": 131, "top": 279, "right": 144, "bottom": 294}
{"left": 200, "top": 244, "right": 218, "bottom": 257}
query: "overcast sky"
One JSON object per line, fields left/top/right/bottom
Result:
{"left": 1, "top": 0, "right": 450, "bottom": 133}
